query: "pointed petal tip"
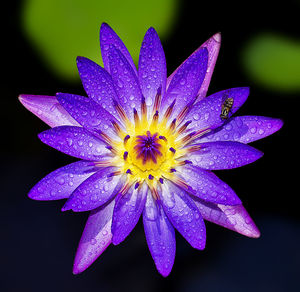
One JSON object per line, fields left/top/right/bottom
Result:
{"left": 18, "top": 94, "right": 26, "bottom": 103}
{"left": 146, "top": 26, "right": 158, "bottom": 35}
{"left": 18, "top": 94, "right": 36, "bottom": 107}
{"left": 100, "top": 22, "right": 110, "bottom": 29}
{"left": 242, "top": 224, "right": 261, "bottom": 238}
{"left": 28, "top": 191, "right": 39, "bottom": 201}
{"left": 158, "top": 267, "right": 172, "bottom": 278}
{"left": 213, "top": 32, "right": 221, "bottom": 43}
{"left": 252, "top": 229, "right": 261, "bottom": 238}
{"left": 72, "top": 260, "right": 88, "bottom": 275}
{"left": 111, "top": 236, "right": 121, "bottom": 246}
{"left": 76, "top": 56, "right": 85, "bottom": 63}
{"left": 61, "top": 203, "right": 71, "bottom": 212}
{"left": 191, "top": 240, "right": 206, "bottom": 250}
{"left": 275, "top": 118, "right": 284, "bottom": 130}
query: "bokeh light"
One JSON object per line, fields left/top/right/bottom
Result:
{"left": 21, "top": 0, "right": 179, "bottom": 80}
{"left": 241, "top": 33, "right": 300, "bottom": 92}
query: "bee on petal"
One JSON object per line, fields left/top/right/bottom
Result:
{"left": 220, "top": 97, "right": 234, "bottom": 120}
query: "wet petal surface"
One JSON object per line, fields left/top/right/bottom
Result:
{"left": 185, "top": 87, "right": 249, "bottom": 130}
{"left": 28, "top": 160, "right": 98, "bottom": 201}
{"left": 76, "top": 57, "right": 120, "bottom": 119}
{"left": 167, "top": 33, "right": 221, "bottom": 100}
{"left": 100, "top": 23, "right": 136, "bottom": 74}
{"left": 143, "top": 194, "right": 175, "bottom": 277}
{"left": 108, "top": 46, "right": 143, "bottom": 120}
{"left": 38, "top": 126, "right": 110, "bottom": 160}
{"left": 178, "top": 165, "right": 241, "bottom": 205}
{"left": 18, "top": 95, "right": 79, "bottom": 127}
{"left": 73, "top": 199, "right": 115, "bottom": 274}
{"left": 200, "top": 116, "right": 283, "bottom": 144}
{"left": 111, "top": 183, "right": 148, "bottom": 245}
{"left": 193, "top": 197, "right": 260, "bottom": 238}
{"left": 160, "top": 181, "right": 206, "bottom": 250}
{"left": 62, "top": 169, "right": 122, "bottom": 212}
{"left": 57, "top": 93, "right": 121, "bottom": 138}
{"left": 138, "top": 27, "right": 166, "bottom": 113}
{"left": 186, "top": 141, "right": 263, "bottom": 170}
{"left": 162, "top": 48, "right": 208, "bottom": 120}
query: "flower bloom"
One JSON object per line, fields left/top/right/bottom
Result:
{"left": 19, "top": 23, "right": 283, "bottom": 277}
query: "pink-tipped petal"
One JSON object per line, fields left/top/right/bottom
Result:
{"left": 18, "top": 94, "right": 79, "bottom": 128}
{"left": 197, "top": 33, "right": 221, "bottom": 100}
{"left": 162, "top": 48, "right": 208, "bottom": 121}
{"left": 73, "top": 199, "right": 115, "bottom": 274}
{"left": 193, "top": 198, "right": 260, "bottom": 238}
{"left": 166, "top": 32, "right": 221, "bottom": 100}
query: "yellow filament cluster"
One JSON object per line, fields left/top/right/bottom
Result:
{"left": 110, "top": 109, "right": 186, "bottom": 189}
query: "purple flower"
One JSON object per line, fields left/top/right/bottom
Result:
{"left": 19, "top": 23, "right": 283, "bottom": 277}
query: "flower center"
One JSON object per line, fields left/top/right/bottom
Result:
{"left": 104, "top": 97, "right": 210, "bottom": 189}
{"left": 130, "top": 131, "right": 166, "bottom": 171}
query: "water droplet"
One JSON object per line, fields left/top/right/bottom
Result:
{"left": 180, "top": 79, "right": 186, "bottom": 85}
{"left": 250, "top": 127, "right": 257, "bottom": 134}
{"left": 193, "top": 114, "right": 200, "bottom": 120}
{"left": 117, "top": 79, "right": 124, "bottom": 88}
{"left": 55, "top": 176, "right": 65, "bottom": 185}
{"left": 91, "top": 238, "right": 97, "bottom": 245}
{"left": 146, "top": 96, "right": 153, "bottom": 106}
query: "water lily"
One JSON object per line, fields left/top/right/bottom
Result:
{"left": 19, "top": 23, "right": 283, "bottom": 277}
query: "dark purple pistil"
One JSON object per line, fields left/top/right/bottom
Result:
{"left": 135, "top": 131, "right": 162, "bottom": 164}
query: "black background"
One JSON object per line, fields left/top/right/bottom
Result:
{"left": 1, "top": 0, "right": 299, "bottom": 291}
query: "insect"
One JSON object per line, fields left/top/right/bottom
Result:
{"left": 220, "top": 97, "right": 234, "bottom": 120}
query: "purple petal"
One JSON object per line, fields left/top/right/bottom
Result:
{"left": 73, "top": 199, "right": 115, "bottom": 274}
{"left": 143, "top": 193, "right": 175, "bottom": 277}
{"left": 167, "top": 33, "right": 221, "bottom": 100}
{"left": 76, "top": 57, "right": 120, "bottom": 119}
{"left": 162, "top": 48, "right": 208, "bottom": 120}
{"left": 138, "top": 27, "right": 167, "bottom": 113}
{"left": 100, "top": 23, "right": 137, "bottom": 74}
{"left": 200, "top": 116, "right": 283, "bottom": 144}
{"left": 57, "top": 93, "right": 121, "bottom": 138}
{"left": 197, "top": 33, "right": 221, "bottom": 100}
{"left": 18, "top": 95, "right": 79, "bottom": 127}
{"left": 108, "top": 46, "right": 143, "bottom": 120}
{"left": 111, "top": 183, "right": 148, "bottom": 245}
{"left": 38, "top": 126, "right": 110, "bottom": 160}
{"left": 62, "top": 169, "right": 123, "bottom": 212}
{"left": 160, "top": 181, "right": 206, "bottom": 250}
{"left": 185, "top": 87, "right": 249, "bottom": 130}
{"left": 186, "top": 141, "right": 263, "bottom": 170}
{"left": 193, "top": 197, "right": 260, "bottom": 238}
{"left": 178, "top": 165, "right": 241, "bottom": 205}
{"left": 28, "top": 160, "right": 99, "bottom": 201}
